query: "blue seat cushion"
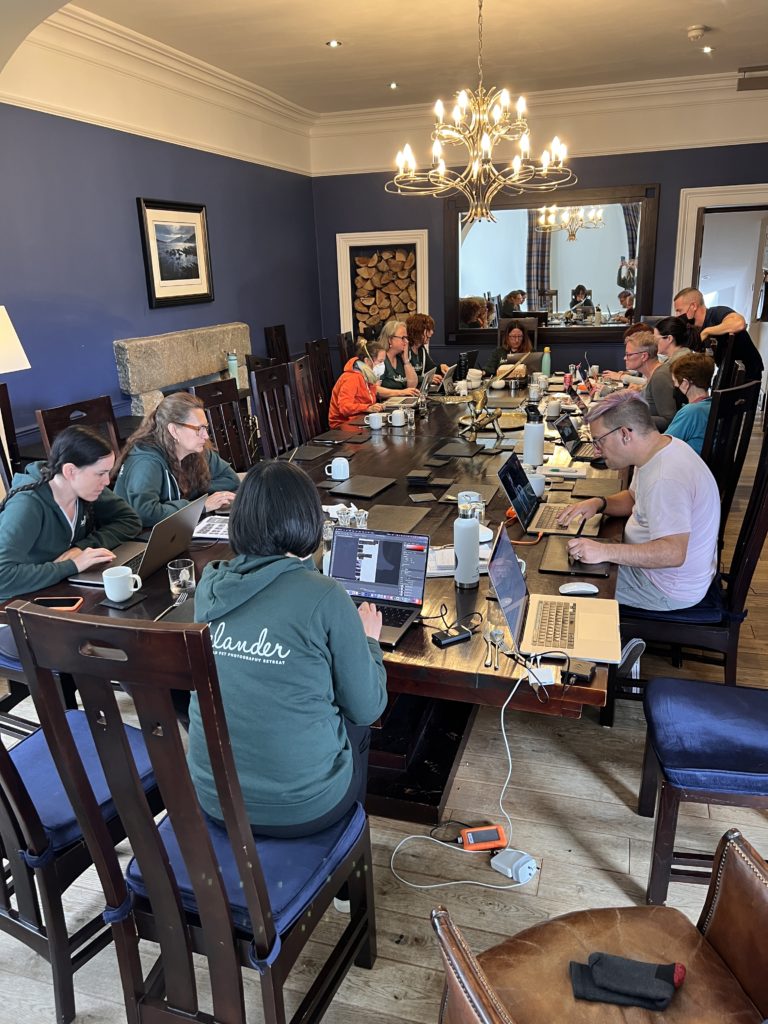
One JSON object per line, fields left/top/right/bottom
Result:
{"left": 125, "top": 801, "right": 366, "bottom": 935}
{"left": 621, "top": 577, "right": 725, "bottom": 625}
{"left": 0, "top": 651, "right": 23, "bottom": 673}
{"left": 10, "top": 709, "right": 156, "bottom": 850}
{"left": 644, "top": 677, "right": 768, "bottom": 795}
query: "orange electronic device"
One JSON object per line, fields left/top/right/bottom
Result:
{"left": 457, "top": 825, "right": 508, "bottom": 851}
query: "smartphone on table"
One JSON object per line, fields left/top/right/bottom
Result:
{"left": 33, "top": 596, "right": 84, "bottom": 612}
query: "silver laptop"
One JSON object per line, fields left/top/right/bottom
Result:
{"left": 498, "top": 452, "right": 602, "bottom": 537}
{"left": 329, "top": 527, "right": 429, "bottom": 649}
{"left": 488, "top": 524, "right": 621, "bottom": 663}
{"left": 384, "top": 368, "right": 436, "bottom": 408}
{"left": 69, "top": 495, "right": 207, "bottom": 586}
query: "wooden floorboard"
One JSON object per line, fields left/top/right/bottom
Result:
{"left": 1, "top": 426, "right": 766, "bottom": 1022}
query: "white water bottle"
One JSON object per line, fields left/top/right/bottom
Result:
{"left": 454, "top": 506, "right": 480, "bottom": 590}
{"left": 523, "top": 421, "right": 545, "bottom": 467}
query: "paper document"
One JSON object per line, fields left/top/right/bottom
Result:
{"left": 427, "top": 543, "right": 492, "bottom": 578}
{"left": 193, "top": 516, "right": 230, "bottom": 540}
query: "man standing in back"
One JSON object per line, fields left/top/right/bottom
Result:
{"left": 673, "top": 287, "right": 763, "bottom": 382}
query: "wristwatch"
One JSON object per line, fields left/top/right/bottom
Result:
{"left": 595, "top": 495, "right": 608, "bottom": 514}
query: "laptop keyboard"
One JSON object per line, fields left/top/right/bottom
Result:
{"left": 534, "top": 505, "right": 566, "bottom": 529}
{"left": 123, "top": 552, "right": 144, "bottom": 574}
{"left": 532, "top": 600, "right": 576, "bottom": 649}
{"left": 578, "top": 442, "right": 599, "bottom": 458}
{"left": 355, "top": 601, "right": 413, "bottom": 627}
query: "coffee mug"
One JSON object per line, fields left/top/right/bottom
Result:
{"left": 364, "top": 412, "right": 383, "bottom": 429}
{"left": 546, "top": 399, "right": 561, "bottom": 419}
{"left": 324, "top": 457, "right": 350, "bottom": 481}
{"left": 388, "top": 408, "right": 406, "bottom": 427}
{"left": 102, "top": 565, "right": 142, "bottom": 602}
{"left": 526, "top": 473, "right": 547, "bottom": 498}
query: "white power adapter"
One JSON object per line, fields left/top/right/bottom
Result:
{"left": 490, "top": 848, "right": 538, "bottom": 884}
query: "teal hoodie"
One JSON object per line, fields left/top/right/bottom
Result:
{"left": 114, "top": 443, "right": 240, "bottom": 527}
{"left": 188, "top": 554, "right": 387, "bottom": 827}
{"left": 0, "top": 463, "right": 141, "bottom": 600}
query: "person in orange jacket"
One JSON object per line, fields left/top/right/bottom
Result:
{"left": 328, "top": 338, "right": 388, "bottom": 428}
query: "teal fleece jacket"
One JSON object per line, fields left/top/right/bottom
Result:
{"left": 0, "top": 462, "right": 141, "bottom": 600}
{"left": 188, "top": 554, "right": 388, "bottom": 827}
{"left": 114, "top": 443, "right": 240, "bottom": 527}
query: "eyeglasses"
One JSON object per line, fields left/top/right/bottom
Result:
{"left": 393, "top": 334, "right": 408, "bottom": 341}
{"left": 174, "top": 422, "right": 209, "bottom": 437}
{"left": 624, "top": 350, "right": 644, "bottom": 361}
{"left": 591, "top": 425, "right": 627, "bottom": 451}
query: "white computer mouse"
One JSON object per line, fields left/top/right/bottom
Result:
{"left": 559, "top": 582, "right": 599, "bottom": 596}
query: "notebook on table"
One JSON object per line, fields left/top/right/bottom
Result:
{"left": 329, "top": 527, "right": 429, "bottom": 649}
{"left": 311, "top": 429, "right": 371, "bottom": 445}
{"left": 488, "top": 525, "right": 621, "bottom": 663}
{"left": 330, "top": 476, "right": 396, "bottom": 499}
{"left": 553, "top": 414, "right": 601, "bottom": 462}
{"left": 69, "top": 495, "right": 207, "bottom": 586}
{"left": 498, "top": 452, "right": 602, "bottom": 537}
{"left": 538, "top": 536, "right": 611, "bottom": 578}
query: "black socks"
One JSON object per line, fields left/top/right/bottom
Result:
{"left": 570, "top": 952, "right": 686, "bottom": 1010}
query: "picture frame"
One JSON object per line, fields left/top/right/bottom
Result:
{"left": 137, "top": 198, "right": 214, "bottom": 308}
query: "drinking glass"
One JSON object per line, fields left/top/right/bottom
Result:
{"left": 167, "top": 558, "right": 196, "bottom": 596}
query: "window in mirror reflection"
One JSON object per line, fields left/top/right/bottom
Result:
{"left": 459, "top": 202, "right": 641, "bottom": 322}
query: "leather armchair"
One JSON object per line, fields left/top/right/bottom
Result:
{"left": 431, "top": 828, "right": 767, "bottom": 1023}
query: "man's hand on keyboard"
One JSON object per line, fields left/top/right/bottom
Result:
{"left": 60, "top": 546, "right": 115, "bottom": 571}
{"left": 358, "top": 601, "right": 383, "bottom": 641}
{"left": 556, "top": 497, "right": 602, "bottom": 527}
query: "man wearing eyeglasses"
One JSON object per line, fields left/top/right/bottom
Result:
{"left": 673, "top": 287, "right": 763, "bottom": 383}
{"left": 557, "top": 391, "right": 719, "bottom": 611}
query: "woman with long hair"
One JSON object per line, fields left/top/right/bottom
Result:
{"left": 328, "top": 339, "right": 386, "bottom": 427}
{"left": 114, "top": 392, "right": 239, "bottom": 527}
{"left": 484, "top": 320, "right": 542, "bottom": 377}
{"left": 188, "top": 460, "right": 387, "bottom": 837}
{"left": 0, "top": 424, "right": 141, "bottom": 657}
{"left": 406, "top": 312, "right": 448, "bottom": 383}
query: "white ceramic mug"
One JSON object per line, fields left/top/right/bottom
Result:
{"left": 546, "top": 399, "right": 561, "bottom": 419}
{"left": 388, "top": 408, "right": 406, "bottom": 427}
{"left": 324, "top": 457, "right": 350, "bottom": 481}
{"left": 526, "top": 473, "right": 547, "bottom": 498}
{"left": 364, "top": 412, "right": 383, "bottom": 429}
{"left": 102, "top": 565, "right": 142, "bottom": 602}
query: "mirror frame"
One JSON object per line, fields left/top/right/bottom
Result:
{"left": 443, "top": 182, "right": 660, "bottom": 339}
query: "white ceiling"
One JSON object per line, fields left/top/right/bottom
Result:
{"left": 71, "top": 0, "right": 767, "bottom": 114}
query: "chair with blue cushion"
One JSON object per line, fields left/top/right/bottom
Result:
{"left": 638, "top": 676, "right": 768, "bottom": 906}
{"left": 0, "top": 706, "right": 161, "bottom": 1024}
{"left": 7, "top": 601, "right": 377, "bottom": 1024}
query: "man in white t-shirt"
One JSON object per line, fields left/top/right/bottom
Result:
{"left": 556, "top": 390, "right": 719, "bottom": 610}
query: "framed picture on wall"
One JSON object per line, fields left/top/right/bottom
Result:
{"left": 137, "top": 198, "right": 214, "bottom": 308}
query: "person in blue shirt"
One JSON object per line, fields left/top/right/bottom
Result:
{"left": 673, "top": 287, "right": 762, "bottom": 382}
{"left": 664, "top": 352, "right": 714, "bottom": 455}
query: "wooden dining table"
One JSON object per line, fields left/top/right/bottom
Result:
{"left": 3, "top": 395, "right": 624, "bottom": 823}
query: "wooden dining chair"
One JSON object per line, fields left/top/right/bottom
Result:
{"left": 35, "top": 395, "right": 121, "bottom": 456}
{"left": 8, "top": 603, "right": 377, "bottom": 1024}
{"left": 249, "top": 362, "right": 302, "bottom": 458}
{"left": 336, "top": 331, "right": 354, "bottom": 367}
{"left": 0, "top": 628, "right": 163, "bottom": 1024}
{"left": 263, "top": 324, "right": 290, "bottom": 365}
{"left": 190, "top": 377, "right": 255, "bottom": 472}
{"left": 244, "top": 353, "right": 278, "bottom": 374}
{"left": 288, "top": 354, "right": 322, "bottom": 441}
{"left": 304, "top": 338, "right": 333, "bottom": 431}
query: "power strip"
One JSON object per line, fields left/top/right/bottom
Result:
{"left": 490, "top": 848, "right": 538, "bottom": 884}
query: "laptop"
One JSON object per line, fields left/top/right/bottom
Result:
{"left": 567, "top": 384, "right": 590, "bottom": 414}
{"left": 328, "top": 527, "right": 429, "bottom": 649}
{"left": 488, "top": 525, "right": 621, "bottom": 663}
{"left": 498, "top": 452, "right": 602, "bottom": 537}
{"left": 69, "top": 495, "right": 207, "bottom": 586}
{"left": 384, "top": 367, "right": 436, "bottom": 407}
{"left": 553, "top": 414, "right": 601, "bottom": 462}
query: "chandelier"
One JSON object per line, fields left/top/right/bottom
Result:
{"left": 536, "top": 205, "right": 604, "bottom": 241}
{"left": 384, "top": 0, "right": 576, "bottom": 224}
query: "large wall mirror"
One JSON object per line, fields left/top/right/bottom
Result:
{"left": 444, "top": 184, "right": 659, "bottom": 338}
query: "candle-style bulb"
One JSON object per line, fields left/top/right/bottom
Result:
{"left": 500, "top": 89, "right": 511, "bottom": 108}
{"left": 432, "top": 139, "right": 443, "bottom": 162}
{"left": 511, "top": 155, "right": 522, "bottom": 175}
{"left": 434, "top": 99, "right": 444, "bottom": 122}
{"left": 516, "top": 96, "right": 527, "bottom": 117}
{"left": 458, "top": 90, "right": 469, "bottom": 109}
{"left": 396, "top": 150, "right": 405, "bottom": 173}
{"left": 481, "top": 132, "right": 491, "bottom": 157}
{"left": 541, "top": 149, "right": 550, "bottom": 173}
{"left": 492, "top": 104, "right": 502, "bottom": 123}
{"left": 437, "top": 158, "right": 446, "bottom": 177}
{"left": 452, "top": 104, "right": 462, "bottom": 125}
{"left": 520, "top": 133, "right": 530, "bottom": 156}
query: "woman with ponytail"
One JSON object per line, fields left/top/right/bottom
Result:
{"left": 0, "top": 425, "right": 141, "bottom": 655}
{"left": 114, "top": 392, "right": 239, "bottom": 528}
{"left": 328, "top": 339, "right": 387, "bottom": 427}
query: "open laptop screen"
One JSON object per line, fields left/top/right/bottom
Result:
{"left": 329, "top": 528, "right": 429, "bottom": 606}
{"left": 554, "top": 414, "right": 581, "bottom": 448}
{"left": 488, "top": 526, "right": 527, "bottom": 649}
{"left": 498, "top": 452, "right": 538, "bottom": 532}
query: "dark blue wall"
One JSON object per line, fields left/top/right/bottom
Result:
{"left": 0, "top": 103, "right": 321, "bottom": 432}
{"left": 312, "top": 142, "right": 768, "bottom": 351}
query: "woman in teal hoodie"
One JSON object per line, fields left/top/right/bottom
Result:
{"left": 114, "top": 392, "right": 239, "bottom": 527}
{"left": 0, "top": 425, "right": 141, "bottom": 659}
{"left": 188, "top": 461, "right": 387, "bottom": 837}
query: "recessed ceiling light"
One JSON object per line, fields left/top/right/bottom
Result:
{"left": 702, "top": 45, "right": 714, "bottom": 54}
{"left": 389, "top": 82, "right": 398, "bottom": 90}
{"left": 326, "top": 39, "right": 342, "bottom": 48}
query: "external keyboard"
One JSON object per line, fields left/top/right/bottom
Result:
{"left": 532, "top": 600, "right": 576, "bottom": 649}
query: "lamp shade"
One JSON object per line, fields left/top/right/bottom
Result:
{"left": 0, "top": 307, "right": 30, "bottom": 374}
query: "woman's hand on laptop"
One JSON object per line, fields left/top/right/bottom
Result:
{"left": 402, "top": 387, "right": 421, "bottom": 397}
{"left": 60, "top": 547, "right": 115, "bottom": 571}
{"left": 358, "top": 601, "right": 383, "bottom": 641}
{"left": 556, "top": 497, "right": 602, "bottom": 527}
{"left": 205, "top": 491, "right": 236, "bottom": 512}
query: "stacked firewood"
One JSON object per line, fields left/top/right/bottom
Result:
{"left": 353, "top": 248, "right": 417, "bottom": 337}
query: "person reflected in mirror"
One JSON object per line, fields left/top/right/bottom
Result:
{"left": 484, "top": 321, "right": 543, "bottom": 377}
{"left": 615, "top": 289, "right": 635, "bottom": 323}
{"left": 500, "top": 289, "right": 527, "bottom": 318}
{"left": 617, "top": 257, "right": 637, "bottom": 291}
{"left": 459, "top": 296, "right": 489, "bottom": 329}
{"left": 406, "top": 313, "right": 449, "bottom": 384}
{"left": 328, "top": 339, "right": 386, "bottom": 427}
{"left": 673, "top": 287, "right": 763, "bottom": 382}
{"left": 664, "top": 353, "right": 714, "bottom": 456}
{"left": 570, "top": 285, "right": 594, "bottom": 311}
{"left": 376, "top": 320, "right": 420, "bottom": 397}
{"left": 114, "top": 392, "right": 239, "bottom": 528}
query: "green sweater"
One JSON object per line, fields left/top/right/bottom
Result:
{"left": 0, "top": 462, "right": 141, "bottom": 600}
{"left": 188, "top": 554, "right": 387, "bottom": 827}
{"left": 114, "top": 443, "right": 240, "bottom": 527}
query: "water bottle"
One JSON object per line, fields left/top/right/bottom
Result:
{"left": 227, "top": 351, "right": 238, "bottom": 380}
{"left": 456, "top": 352, "right": 469, "bottom": 382}
{"left": 454, "top": 505, "right": 480, "bottom": 590}
{"left": 523, "top": 402, "right": 545, "bottom": 467}
{"left": 541, "top": 346, "right": 552, "bottom": 378}
{"left": 595, "top": 306, "right": 602, "bottom": 327}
